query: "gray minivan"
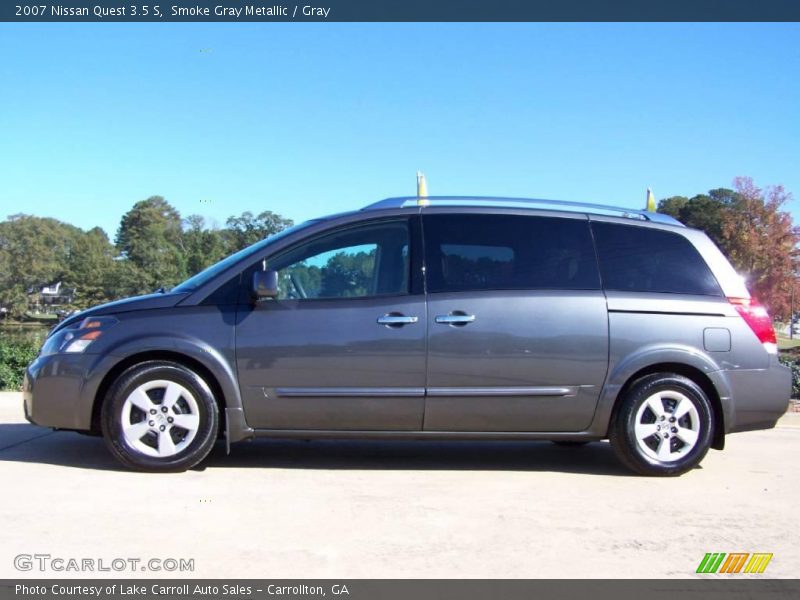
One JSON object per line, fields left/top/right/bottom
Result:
{"left": 23, "top": 197, "right": 791, "bottom": 475}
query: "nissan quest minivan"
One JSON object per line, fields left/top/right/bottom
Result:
{"left": 23, "top": 197, "right": 791, "bottom": 475}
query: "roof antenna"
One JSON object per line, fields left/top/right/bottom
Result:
{"left": 416, "top": 171, "right": 430, "bottom": 206}
{"left": 646, "top": 187, "right": 656, "bottom": 212}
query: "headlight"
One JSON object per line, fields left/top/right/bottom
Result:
{"left": 39, "top": 317, "right": 118, "bottom": 356}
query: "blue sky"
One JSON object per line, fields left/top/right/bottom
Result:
{"left": 1, "top": 23, "right": 798, "bottom": 239}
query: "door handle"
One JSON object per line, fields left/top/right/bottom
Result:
{"left": 377, "top": 314, "right": 419, "bottom": 327}
{"left": 435, "top": 312, "right": 476, "bottom": 326}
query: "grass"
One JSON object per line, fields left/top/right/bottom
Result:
{"left": 777, "top": 334, "right": 800, "bottom": 351}
{"left": 23, "top": 312, "right": 58, "bottom": 322}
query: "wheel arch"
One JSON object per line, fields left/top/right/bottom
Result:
{"left": 90, "top": 350, "right": 230, "bottom": 436}
{"left": 594, "top": 346, "right": 730, "bottom": 451}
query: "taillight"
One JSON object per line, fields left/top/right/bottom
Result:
{"left": 728, "top": 297, "right": 777, "bottom": 354}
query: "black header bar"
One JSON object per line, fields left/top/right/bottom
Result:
{"left": 3, "top": 0, "right": 800, "bottom": 22}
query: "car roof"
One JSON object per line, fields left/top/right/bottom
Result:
{"left": 360, "top": 196, "right": 684, "bottom": 227}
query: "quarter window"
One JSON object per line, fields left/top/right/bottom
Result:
{"left": 423, "top": 214, "right": 600, "bottom": 293}
{"left": 592, "top": 222, "right": 722, "bottom": 296}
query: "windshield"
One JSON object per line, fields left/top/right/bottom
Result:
{"left": 172, "top": 220, "right": 321, "bottom": 292}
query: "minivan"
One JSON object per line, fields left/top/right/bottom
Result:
{"left": 23, "top": 197, "right": 791, "bottom": 475}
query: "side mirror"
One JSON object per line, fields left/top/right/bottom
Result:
{"left": 252, "top": 270, "right": 279, "bottom": 300}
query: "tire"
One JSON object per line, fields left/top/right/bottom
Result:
{"left": 609, "top": 373, "right": 713, "bottom": 476}
{"left": 551, "top": 441, "right": 590, "bottom": 447}
{"left": 101, "top": 361, "right": 219, "bottom": 472}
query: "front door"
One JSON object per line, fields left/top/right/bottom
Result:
{"left": 236, "top": 217, "right": 427, "bottom": 430}
{"left": 421, "top": 211, "right": 609, "bottom": 432}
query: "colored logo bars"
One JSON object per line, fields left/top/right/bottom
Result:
{"left": 696, "top": 553, "right": 773, "bottom": 574}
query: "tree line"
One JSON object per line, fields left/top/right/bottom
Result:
{"left": 0, "top": 196, "right": 293, "bottom": 317}
{"left": 0, "top": 176, "right": 797, "bottom": 319}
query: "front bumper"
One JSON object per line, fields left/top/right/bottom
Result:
{"left": 23, "top": 353, "right": 97, "bottom": 431}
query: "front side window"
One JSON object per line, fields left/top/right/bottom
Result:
{"left": 592, "top": 222, "right": 722, "bottom": 296}
{"left": 267, "top": 220, "right": 409, "bottom": 300}
{"left": 423, "top": 213, "right": 601, "bottom": 293}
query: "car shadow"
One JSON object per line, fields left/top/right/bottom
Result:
{"left": 0, "top": 422, "right": 631, "bottom": 476}
{"left": 202, "top": 438, "right": 631, "bottom": 476}
{"left": 0, "top": 423, "right": 124, "bottom": 472}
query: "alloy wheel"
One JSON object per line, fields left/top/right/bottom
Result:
{"left": 633, "top": 390, "right": 701, "bottom": 462}
{"left": 120, "top": 379, "right": 201, "bottom": 458}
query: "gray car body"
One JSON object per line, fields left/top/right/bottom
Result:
{"left": 23, "top": 202, "right": 791, "bottom": 449}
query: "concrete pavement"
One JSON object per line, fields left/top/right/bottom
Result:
{"left": 0, "top": 392, "right": 798, "bottom": 578}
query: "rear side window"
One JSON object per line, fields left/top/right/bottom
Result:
{"left": 592, "top": 222, "right": 722, "bottom": 296}
{"left": 423, "top": 214, "right": 600, "bottom": 293}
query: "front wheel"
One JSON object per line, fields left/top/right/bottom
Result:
{"left": 101, "top": 361, "right": 219, "bottom": 472}
{"left": 609, "top": 373, "right": 713, "bottom": 476}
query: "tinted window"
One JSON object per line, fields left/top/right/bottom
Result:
{"left": 267, "top": 220, "right": 409, "bottom": 300}
{"left": 592, "top": 222, "right": 722, "bottom": 296}
{"left": 424, "top": 214, "right": 600, "bottom": 293}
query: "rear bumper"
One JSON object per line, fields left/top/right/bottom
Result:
{"left": 23, "top": 353, "right": 96, "bottom": 431}
{"left": 722, "top": 357, "right": 792, "bottom": 433}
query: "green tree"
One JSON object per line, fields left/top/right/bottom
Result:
{"left": 115, "top": 196, "right": 187, "bottom": 291}
{"left": 66, "top": 227, "right": 117, "bottom": 309}
{"left": 182, "top": 215, "right": 228, "bottom": 275}
{"left": 0, "top": 200, "right": 297, "bottom": 316}
{"left": 224, "top": 210, "right": 293, "bottom": 252}
{"left": 320, "top": 250, "right": 375, "bottom": 298}
{"left": 0, "top": 214, "right": 81, "bottom": 317}
{"left": 103, "top": 260, "right": 152, "bottom": 300}
{"left": 659, "top": 192, "right": 730, "bottom": 243}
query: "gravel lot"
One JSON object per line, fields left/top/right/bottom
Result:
{"left": 1, "top": 391, "right": 798, "bottom": 579}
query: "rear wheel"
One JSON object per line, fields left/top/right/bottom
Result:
{"left": 609, "top": 373, "right": 713, "bottom": 476}
{"left": 101, "top": 361, "right": 219, "bottom": 472}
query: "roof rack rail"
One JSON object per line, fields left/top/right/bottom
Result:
{"left": 361, "top": 196, "right": 683, "bottom": 226}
